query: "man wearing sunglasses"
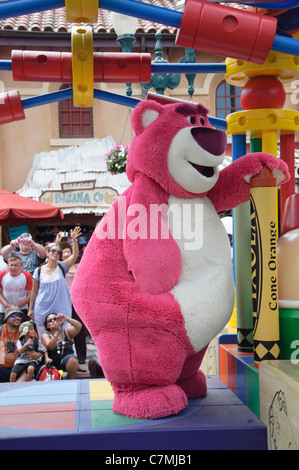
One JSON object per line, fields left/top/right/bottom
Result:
{"left": 0, "top": 306, "right": 25, "bottom": 382}
{"left": 0, "top": 306, "right": 42, "bottom": 382}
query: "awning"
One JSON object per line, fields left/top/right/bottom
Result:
{"left": 0, "top": 188, "right": 64, "bottom": 225}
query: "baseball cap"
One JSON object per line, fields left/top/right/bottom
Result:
{"left": 4, "top": 305, "right": 22, "bottom": 321}
{"left": 19, "top": 321, "right": 36, "bottom": 338}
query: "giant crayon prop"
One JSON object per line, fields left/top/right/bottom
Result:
{"left": 250, "top": 166, "right": 280, "bottom": 367}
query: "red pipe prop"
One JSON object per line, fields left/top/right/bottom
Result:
{"left": 0, "top": 90, "right": 25, "bottom": 124}
{"left": 176, "top": 0, "right": 277, "bottom": 64}
{"left": 11, "top": 51, "right": 152, "bottom": 83}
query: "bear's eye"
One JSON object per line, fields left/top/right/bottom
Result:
{"left": 186, "top": 115, "right": 196, "bottom": 125}
{"left": 199, "top": 117, "right": 205, "bottom": 126}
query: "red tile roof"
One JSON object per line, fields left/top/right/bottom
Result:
{"left": 0, "top": 1, "right": 178, "bottom": 34}
{"left": 0, "top": 1, "right": 250, "bottom": 34}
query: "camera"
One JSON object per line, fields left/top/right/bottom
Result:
{"left": 17, "top": 234, "right": 32, "bottom": 244}
{"left": 61, "top": 232, "right": 68, "bottom": 237}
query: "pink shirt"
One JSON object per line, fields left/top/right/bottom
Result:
{"left": 0, "top": 270, "right": 32, "bottom": 312}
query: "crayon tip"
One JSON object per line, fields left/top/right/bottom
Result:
{"left": 250, "top": 166, "right": 276, "bottom": 188}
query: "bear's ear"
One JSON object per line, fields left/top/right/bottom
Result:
{"left": 132, "top": 100, "right": 163, "bottom": 135}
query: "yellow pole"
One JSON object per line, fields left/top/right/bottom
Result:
{"left": 262, "top": 128, "right": 279, "bottom": 227}
{"left": 262, "top": 129, "right": 277, "bottom": 156}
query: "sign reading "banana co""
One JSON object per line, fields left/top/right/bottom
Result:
{"left": 40, "top": 180, "right": 118, "bottom": 209}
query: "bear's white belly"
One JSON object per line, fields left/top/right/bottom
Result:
{"left": 168, "top": 195, "right": 235, "bottom": 352}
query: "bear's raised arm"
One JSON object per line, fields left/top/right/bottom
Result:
{"left": 208, "top": 152, "right": 290, "bottom": 213}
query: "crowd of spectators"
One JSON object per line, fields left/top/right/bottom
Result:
{"left": 0, "top": 229, "right": 103, "bottom": 382}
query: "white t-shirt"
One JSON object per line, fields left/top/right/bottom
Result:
{"left": 14, "top": 338, "right": 44, "bottom": 365}
{"left": 0, "top": 270, "right": 32, "bottom": 312}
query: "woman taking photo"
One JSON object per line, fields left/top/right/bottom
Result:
{"left": 42, "top": 313, "right": 82, "bottom": 379}
{"left": 28, "top": 226, "right": 81, "bottom": 338}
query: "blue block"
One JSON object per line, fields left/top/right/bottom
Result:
{"left": 236, "top": 356, "right": 253, "bottom": 404}
{"left": 219, "top": 333, "right": 237, "bottom": 345}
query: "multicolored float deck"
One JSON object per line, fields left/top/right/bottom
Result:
{"left": 0, "top": 376, "right": 266, "bottom": 450}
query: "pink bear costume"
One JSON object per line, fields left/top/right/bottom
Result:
{"left": 71, "top": 100, "right": 289, "bottom": 419}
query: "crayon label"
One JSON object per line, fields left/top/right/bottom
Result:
{"left": 250, "top": 186, "right": 280, "bottom": 365}
{"left": 237, "top": 328, "right": 253, "bottom": 352}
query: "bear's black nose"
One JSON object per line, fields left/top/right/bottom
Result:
{"left": 191, "top": 127, "right": 227, "bottom": 156}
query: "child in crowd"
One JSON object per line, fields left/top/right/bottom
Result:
{"left": 10, "top": 320, "right": 48, "bottom": 382}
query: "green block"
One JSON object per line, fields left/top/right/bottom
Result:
{"left": 246, "top": 363, "right": 260, "bottom": 418}
{"left": 279, "top": 308, "right": 299, "bottom": 360}
{"left": 91, "top": 401, "right": 148, "bottom": 429}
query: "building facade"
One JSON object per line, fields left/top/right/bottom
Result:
{"left": 0, "top": 1, "right": 297, "bottom": 247}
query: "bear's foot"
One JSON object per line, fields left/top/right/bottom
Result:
{"left": 176, "top": 370, "right": 207, "bottom": 398}
{"left": 112, "top": 384, "right": 188, "bottom": 419}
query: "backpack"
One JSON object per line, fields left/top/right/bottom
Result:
{"left": 36, "top": 364, "right": 60, "bottom": 381}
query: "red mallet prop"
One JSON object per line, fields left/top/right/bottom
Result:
{"left": 12, "top": 51, "right": 152, "bottom": 84}
{"left": 176, "top": 0, "right": 277, "bottom": 65}
{"left": 0, "top": 90, "right": 25, "bottom": 124}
